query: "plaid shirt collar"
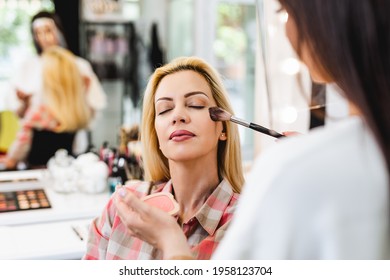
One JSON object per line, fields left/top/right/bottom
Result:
{"left": 161, "top": 179, "right": 234, "bottom": 236}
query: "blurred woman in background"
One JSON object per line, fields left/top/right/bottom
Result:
{"left": 0, "top": 46, "right": 93, "bottom": 169}
{"left": 5, "top": 11, "right": 106, "bottom": 155}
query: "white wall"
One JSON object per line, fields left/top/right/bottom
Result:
{"left": 138, "top": 0, "right": 169, "bottom": 54}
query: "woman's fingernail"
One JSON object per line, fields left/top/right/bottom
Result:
{"left": 119, "top": 188, "right": 127, "bottom": 197}
{"left": 115, "top": 183, "right": 122, "bottom": 191}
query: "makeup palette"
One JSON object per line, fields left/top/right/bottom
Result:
{"left": 0, "top": 189, "right": 51, "bottom": 213}
{"left": 141, "top": 192, "right": 180, "bottom": 216}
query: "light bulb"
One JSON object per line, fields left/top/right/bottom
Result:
{"left": 280, "top": 57, "right": 300, "bottom": 75}
{"left": 280, "top": 106, "right": 298, "bottom": 124}
{"left": 279, "top": 11, "right": 288, "bottom": 23}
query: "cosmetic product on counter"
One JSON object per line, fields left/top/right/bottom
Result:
{"left": 99, "top": 141, "right": 110, "bottom": 164}
{"left": 108, "top": 150, "right": 127, "bottom": 193}
{"left": 0, "top": 188, "right": 51, "bottom": 213}
{"left": 46, "top": 149, "right": 78, "bottom": 193}
{"left": 74, "top": 152, "right": 109, "bottom": 194}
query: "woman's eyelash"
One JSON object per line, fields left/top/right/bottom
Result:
{"left": 189, "top": 105, "right": 205, "bottom": 109}
{"left": 158, "top": 108, "right": 172, "bottom": 115}
{"left": 157, "top": 105, "right": 205, "bottom": 115}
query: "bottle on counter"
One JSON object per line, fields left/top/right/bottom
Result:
{"left": 107, "top": 149, "right": 128, "bottom": 193}
{"left": 99, "top": 141, "right": 110, "bottom": 164}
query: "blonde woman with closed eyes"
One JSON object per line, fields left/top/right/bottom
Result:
{"left": 83, "top": 56, "right": 245, "bottom": 260}
{"left": 104, "top": 0, "right": 390, "bottom": 260}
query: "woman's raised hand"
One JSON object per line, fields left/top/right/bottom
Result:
{"left": 114, "top": 187, "right": 192, "bottom": 259}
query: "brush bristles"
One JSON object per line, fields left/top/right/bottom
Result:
{"left": 209, "top": 107, "right": 232, "bottom": 122}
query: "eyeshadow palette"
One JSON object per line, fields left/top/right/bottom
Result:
{"left": 0, "top": 189, "right": 51, "bottom": 213}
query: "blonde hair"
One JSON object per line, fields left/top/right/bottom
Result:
{"left": 41, "top": 46, "right": 92, "bottom": 132}
{"left": 141, "top": 56, "right": 244, "bottom": 193}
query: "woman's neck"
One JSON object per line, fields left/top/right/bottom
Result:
{"left": 169, "top": 160, "right": 220, "bottom": 223}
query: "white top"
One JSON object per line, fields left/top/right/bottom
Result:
{"left": 6, "top": 54, "right": 107, "bottom": 114}
{"left": 214, "top": 116, "right": 390, "bottom": 259}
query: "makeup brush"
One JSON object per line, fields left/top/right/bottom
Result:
{"left": 209, "top": 107, "right": 284, "bottom": 138}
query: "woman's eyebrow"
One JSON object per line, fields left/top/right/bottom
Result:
{"left": 155, "top": 91, "right": 210, "bottom": 103}
{"left": 155, "top": 97, "right": 173, "bottom": 103}
{"left": 184, "top": 91, "right": 209, "bottom": 99}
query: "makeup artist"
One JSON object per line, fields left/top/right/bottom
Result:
{"left": 5, "top": 11, "right": 106, "bottom": 155}
{"left": 83, "top": 57, "right": 245, "bottom": 260}
{"left": 111, "top": 0, "right": 390, "bottom": 259}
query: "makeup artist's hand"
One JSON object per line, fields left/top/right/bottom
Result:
{"left": 15, "top": 89, "right": 31, "bottom": 118}
{"left": 16, "top": 89, "right": 31, "bottom": 103}
{"left": 114, "top": 187, "right": 192, "bottom": 259}
{"left": 274, "top": 131, "right": 302, "bottom": 142}
{"left": 282, "top": 131, "right": 302, "bottom": 137}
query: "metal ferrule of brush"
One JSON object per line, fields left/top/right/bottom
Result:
{"left": 230, "top": 116, "right": 250, "bottom": 127}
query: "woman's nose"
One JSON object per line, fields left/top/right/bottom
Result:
{"left": 171, "top": 109, "right": 189, "bottom": 124}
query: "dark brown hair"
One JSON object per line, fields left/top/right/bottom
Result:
{"left": 279, "top": 0, "right": 390, "bottom": 174}
{"left": 30, "top": 11, "right": 68, "bottom": 54}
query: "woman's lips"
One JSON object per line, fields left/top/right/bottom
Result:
{"left": 169, "top": 130, "right": 195, "bottom": 141}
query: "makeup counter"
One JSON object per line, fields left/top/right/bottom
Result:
{"left": 0, "top": 169, "right": 111, "bottom": 260}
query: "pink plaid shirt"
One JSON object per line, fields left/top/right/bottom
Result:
{"left": 7, "top": 104, "right": 59, "bottom": 161}
{"left": 83, "top": 179, "right": 239, "bottom": 260}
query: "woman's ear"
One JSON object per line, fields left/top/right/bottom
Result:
{"left": 219, "top": 132, "right": 227, "bottom": 141}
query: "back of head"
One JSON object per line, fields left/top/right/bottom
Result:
{"left": 141, "top": 56, "right": 244, "bottom": 193}
{"left": 279, "top": 0, "right": 390, "bottom": 173}
{"left": 42, "top": 46, "right": 92, "bottom": 132}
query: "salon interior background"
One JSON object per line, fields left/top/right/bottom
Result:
{"left": 0, "top": 0, "right": 327, "bottom": 162}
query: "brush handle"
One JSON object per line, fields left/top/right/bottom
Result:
{"left": 249, "top": 123, "right": 284, "bottom": 138}
{"left": 230, "top": 116, "right": 284, "bottom": 138}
